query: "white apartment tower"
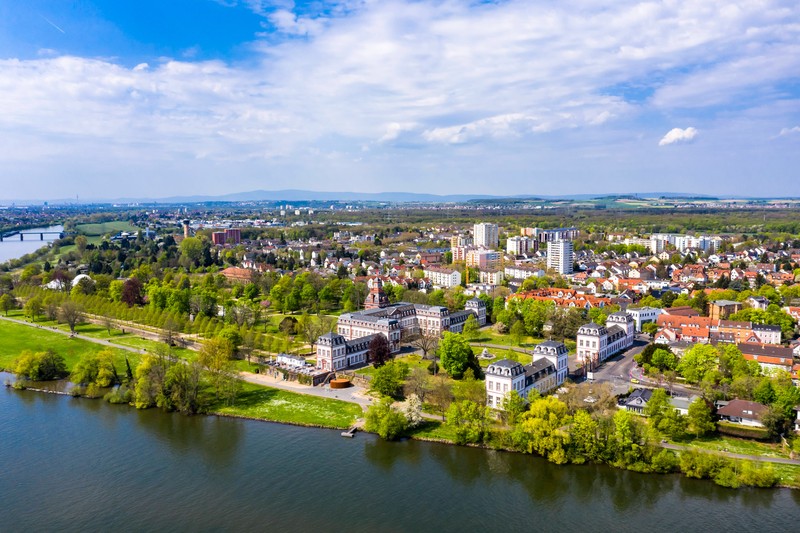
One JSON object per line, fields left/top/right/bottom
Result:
{"left": 473, "top": 223, "right": 499, "bottom": 249}
{"left": 547, "top": 239, "right": 574, "bottom": 275}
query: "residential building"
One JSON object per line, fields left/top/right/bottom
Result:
{"left": 225, "top": 228, "right": 241, "bottom": 244}
{"left": 717, "top": 399, "right": 768, "bottom": 427}
{"left": 504, "top": 264, "right": 545, "bottom": 280}
{"left": 527, "top": 227, "right": 579, "bottom": 243}
{"left": 622, "top": 388, "right": 653, "bottom": 414}
{"left": 478, "top": 270, "right": 504, "bottom": 286}
{"left": 576, "top": 313, "right": 635, "bottom": 369}
{"left": 450, "top": 234, "right": 473, "bottom": 249}
{"left": 485, "top": 341, "right": 568, "bottom": 410}
{"left": 474, "top": 223, "right": 499, "bottom": 249}
{"left": 626, "top": 306, "right": 663, "bottom": 332}
{"left": 547, "top": 239, "right": 574, "bottom": 275}
{"left": 424, "top": 266, "right": 462, "bottom": 288}
{"left": 466, "top": 249, "right": 502, "bottom": 270}
{"left": 708, "top": 300, "right": 743, "bottom": 320}
{"left": 737, "top": 343, "right": 794, "bottom": 374}
{"left": 507, "top": 236, "right": 533, "bottom": 255}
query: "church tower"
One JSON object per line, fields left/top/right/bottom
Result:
{"left": 364, "top": 276, "right": 390, "bottom": 309}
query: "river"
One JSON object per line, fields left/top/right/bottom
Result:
{"left": 1, "top": 382, "right": 797, "bottom": 532}
{"left": 0, "top": 225, "right": 63, "bottom": 264}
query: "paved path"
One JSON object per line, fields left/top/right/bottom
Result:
{"left": 0, "top": 315, "right": 143, "bottom": 354}
{"left": 239, "top": 369, "right": 374, "bottom": 409}
{"left": 659, "top": 442, "right": 800, "bottom": 465}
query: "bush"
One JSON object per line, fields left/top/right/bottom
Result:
{"left": 365, "top": 397, "right": 409, "bottom": 440}
{"left": 104, "top": 385, "right": 133, "bottom": 404}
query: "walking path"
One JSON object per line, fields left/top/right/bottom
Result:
{"left": 659, "top": 442, "right": 800, "bottom": 465}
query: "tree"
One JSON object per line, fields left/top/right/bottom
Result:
{"left": 198, "top": 337, "right": 239, "bottom": 405}
{"left": 14, "top": 349, "right": 68, "bottom": 381}
{"left": 409, "top": 331, "right": 439, "bottom": 359}
{"left": 58, "top": 300, "right": 83, "bottom": 333}
{"left": 642, "top": 322, "right": 659, "bottom": 337}
{"left": 569, "top": 410, "right": 601, "bottom": 463}
{"left": 643, "top": 388, "right": 670, "bottom": 425}
{"left": 404, "top": 366, "right": 432, "bottom": 401}
{"left": 24, "top": 296, "right": 43, "bottom": 322}
{"left": 367, "top": 334, "right": 391, "bottom": 367}
{"left": 461, "top": 314, "right": 479, "bottom": 340}
{"left": 510, "top": 320, "right": 526, "bottom": 346}
{"left": 71, "top": 349, "right": 117, "bottom": 387}
{"left": 163, "top": 361, "right": 206, "bottom": 415}
{"left": 453, "top": 368, "right": 485, "bottom": 404}
{"left": 365, "top": 396, "right": 408, "bottom": 440}
{"left": 501, "top": 390, "right": 527, "bottom": 425}
{"left": 370, "top": 361, "right": 409, "bottom": 398}
{"left": 687, "top": 398, "right": 716, "bottom": 437}
{"left": 512, "top": 396, "right": 571, "bottom": 464}
{"left": 0, "top": 293, "right": 15, "bottom": 316}
{"left": 651, "top": 349, "right": 677, "bottom": 372}
{"left": 121, "top": 277, "right": 144, "bottom": 307}
{"left": 438, "top": 332, "right": 478, "bottom": 379}
{"left": 428, "top": 375, "right": 454, "bottom": 420}
{"left": 677, "top": 344, "right": 718, "bottom": 384}
{"left": 446, "top": 400, "right": 491, "bottom": 445}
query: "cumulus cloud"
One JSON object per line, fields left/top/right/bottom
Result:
{"left": 659, "top": 127, "right": 699, "bottom": 146}
{"left": 1, "top": 0, "right": 799, "bottom": 197}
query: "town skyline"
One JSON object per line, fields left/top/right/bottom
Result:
{"left": 1, "top": 0, "right": 799, "bottom": 200}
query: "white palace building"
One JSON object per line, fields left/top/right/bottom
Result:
{"left": 316, "top": 277, "right": 487, "bottom": 372}
{"left": 484, "top": 341, "right": 569, "bottom": 410}
{"left": 576, "top": 312, "right": 635, "bottom": 371}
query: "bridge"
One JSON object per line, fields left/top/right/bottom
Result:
{"left": 0, "top": 230, "right": 68, "bottom": 242}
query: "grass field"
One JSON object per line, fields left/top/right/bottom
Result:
{"left": 75, "top": 221, "right": 139, "bottom": 236}
{"left": 0, "top": 319, "right": 139, "bottom": 372}
{"left": 676, "top": 434, "right": 791, "bottom": 459}
{"left": 212, "top": 382, "right": 362, "bottom": 429}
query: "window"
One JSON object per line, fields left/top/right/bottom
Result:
{"left": 503, "top": 384, "right": 508, "bottom": 393}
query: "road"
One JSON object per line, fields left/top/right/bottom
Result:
{"left": 586, "top": 334, "right": 698, "bottom": 397}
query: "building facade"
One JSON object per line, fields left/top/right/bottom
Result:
{"left": 485, "top": 340, "right": 568, "bottom": 410}
{"left": 547, "top": 240, "right": 574, "bottom": 275}
{"left": 473, "top": 223, "right": 499, "bottom": 249}
{"left": 576, "top": 313, "right": 635, "bottom": 369}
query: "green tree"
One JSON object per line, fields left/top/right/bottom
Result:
{"left": 446, "top": 400, "right": 491, "bottom": 445}
{"left": 677, "top": 344, "right": 718, "bottom": 384}
{"left": 14, "top": 349, "right": 68, "bottom": 381}
{"left": 438, "top": 332, "right": 478, "bottom": 379}
{"left": 24, "top": 296, "right": 43, "bottom": 322}
{"left": 58, "top": 299, "right": 84, "bottom": 333}
{"left": 0, "top": 293, "right": 15, "bottom": 316}
{"left": 643, "top": 388, "right": 670, "bottom": 425}
{"left": 687, "top": 398, "right": 716, "bottom": 437}
{"left": 72, "top": 349, "right": 117, "bottom": 387}
{"left": 370, "top": 361, "right": 409, "bottom": 398}
{"left": 501, "top": 390, "right": 527, "bottom": 425}
{"left": 461, "top": 314, "right": 479, "bottom": 340}
{"left": 568, "top": 409, "right": 601, "bottom": 463}
{"left": 512, "top": 396, "right": 571, "bottom": 464}
{"left": 365, "top": 396, "right": 409, "bottom": 440}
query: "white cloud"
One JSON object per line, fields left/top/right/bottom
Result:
{"left": 779, "top": 126, "right": 800, "bottom": 136}
{"left": 659, "top": 127, "right": 699, "bottom": 146}
{"left": 1, "top": 0, "right": 800, "bottom": 197}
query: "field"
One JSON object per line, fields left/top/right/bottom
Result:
{"left": 212, "top": 382, "right": 363, "bottom": 428}
{"left": 0, "top": 318, "right": 138, "bottom": 372}
{"left": 75, "top": 221, "right": 139, "bottom": 236}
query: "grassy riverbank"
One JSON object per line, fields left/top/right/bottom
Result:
{"left": 212, "top": 382, "right": 363, "bottom": 429}
{"left": 0, "top": 318, "right": 137, "bottom": 372}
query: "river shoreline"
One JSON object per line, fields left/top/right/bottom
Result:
{"left": 6, "top": 380, "right": 798, "bottom": 491}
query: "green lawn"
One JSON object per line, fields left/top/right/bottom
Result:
{"left": 409, "top": 420, "right": 457, "bottom": 442}
{"left": 75, "top": 221, "right": 139, "bottom": 236}
{"left": 677, "top": 434, "right": 790, "bottom": 459}
{"left": 212, "top": 382, "right": 362, "bottom": 429}
{"left": 0, "top": 319, "right": 139, "bottom": 373}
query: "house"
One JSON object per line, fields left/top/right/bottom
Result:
{"left": 746, "top": 296, "right": 770, "bottom": 311}
{"left": 737, "top": 343, "right": 794, "bottom": 374}
{"left": 626, "top": 306, "right": 663, "bottom": 332}
{"left": 717, "top": 399, "right": 768, "bottom": 428}
{"left": 576, "top": 313, "right": 635, "bottom": 369}
{"left": 670, "top": 395, "right": 700, "bottom": 415}
{"left": 622, "top": 388, "right": 653, "bottom": 413}
{"left": 708, "top": 300, "right": 743, "bottom": 320}
{"left": 485, "top": 340, "right": 569, "bottom": 410}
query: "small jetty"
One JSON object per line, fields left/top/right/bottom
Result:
{"left": 341, "top": 426, "right": 358, "bottom": 438}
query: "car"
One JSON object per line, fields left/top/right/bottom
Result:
{"left": 630, "top": 378, "right": 640, "bottom": 384}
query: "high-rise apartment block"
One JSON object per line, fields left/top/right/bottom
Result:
{"left": 473, "top": 223, "right": 499, "bottom": 249}
{"left": 547, "top": 239, "right": 574, "bottom": 275}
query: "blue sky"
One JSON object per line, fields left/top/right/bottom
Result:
{"left": 0, "top": 0, "right": 799, "bottom": 200}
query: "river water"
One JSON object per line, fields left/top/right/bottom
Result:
{"left": 1, "top": 383, "right": 797, "bottom": 532}
{"left": 0, "top": 225, "right": 63, "bottom": 263}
